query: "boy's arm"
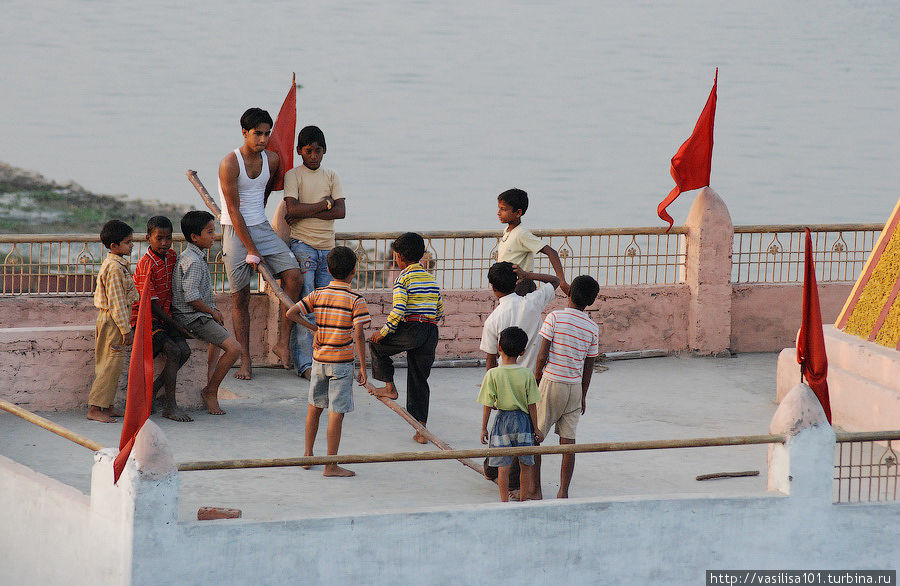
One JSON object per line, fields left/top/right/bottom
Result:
{"left": 538, "top": 245, "right": 569, "bottom": 294}
{"left": 263, "top": 151, "right": 279, "bottom": 205}
{"left": 534, "top": 337, "right": 551, "bottom": 383}
{"left": 485, "top": 353, "right": 498, "bottom": 371}
{"left": 513, "top": 264, "right": 560, "bottom": 290}
{"left": 527, "top": 403, "right": 544, "bottom": 444}
{"left": 283, "top": 196, "right": 333, "bottom": 222}
{"left": 219, "top": 154, "right": 261, "bottom": 262}
{"left": 308, "top": 198, "right": 345, "bottom": 221}
{"left": 481, "top": 405, "right": 492, "bottom": 445}
{"left": 285, "top": 302, "right": 317, "bottom": 332}
{"left": 580, "top": 356, "right": 596, "bottom": 415}
{"left": 105, "top": 268, "right": 133, "bottom": 340}
{"left": 150, "top": 300, "right": 193, "bottom": 338}
{"left": 372, "top": 279, "right": 408, "bottom": 342}
{"left": 353, "top": 320, "right": 367, "bottom": 385}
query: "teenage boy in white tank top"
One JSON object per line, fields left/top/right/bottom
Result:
{"left": 218, "top": 107, "right": 302, "bottom": 380}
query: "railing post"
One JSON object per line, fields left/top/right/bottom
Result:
{"left": 683, "top": 187, "right": 734, "bottom": 354}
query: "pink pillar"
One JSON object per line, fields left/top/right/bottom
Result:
{"left": 683, "top": 187, "right": 734, "bottom": 355}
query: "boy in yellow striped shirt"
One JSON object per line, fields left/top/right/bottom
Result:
{"left": 286, "top": 246, "right": 368, "bottom": 477}
{"left": 365, "top": 232, "right": 443, "bottom": 444}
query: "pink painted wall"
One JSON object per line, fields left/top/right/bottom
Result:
{"left": 730, "top": 282, "right": 853, "bottom": 352}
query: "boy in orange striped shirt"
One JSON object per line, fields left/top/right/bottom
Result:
{"left": 286, "top": 246, "right": 369, "bottom": 477}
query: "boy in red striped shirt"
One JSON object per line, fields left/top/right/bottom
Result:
{"left": 533, "top": 275, "right": 601, "bottom": 499}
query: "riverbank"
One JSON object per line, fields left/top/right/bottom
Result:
{"left": 0, "top": 162, "right": 188, "bottom": 233}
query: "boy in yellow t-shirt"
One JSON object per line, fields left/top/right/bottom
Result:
{"left": 496, "top": 188, "right": 569, "bottom": 294}
{"left": 478, "top": 326, "right": 544, "bottom": 502}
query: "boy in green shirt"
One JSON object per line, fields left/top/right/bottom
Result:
{"left": 478, "top": 326, "right": 544, "bottom": 502}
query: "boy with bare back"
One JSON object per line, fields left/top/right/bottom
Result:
{"left": 219, "top": 107, "right": 301, "bottom": 379}
{"left": 172, "top": 211, "right": 241, "bottom": 415}
{"left": 286, "top": 246, "right": 368, "bottom": 477}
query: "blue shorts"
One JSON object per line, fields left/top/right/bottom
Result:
{"left": 488, "top": 409, "right": 535, "bottom": 468}
{"left": 308, "top": 360, "right": 355, "bottom": 413}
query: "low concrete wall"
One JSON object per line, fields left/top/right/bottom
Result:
{"left": 2, "top": 388, "right": 895, "bottom": 584}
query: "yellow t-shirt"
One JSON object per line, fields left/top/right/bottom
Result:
{"left": 284, "top": 165, "right": 344, "bottom": 250}
{"left": 497, "top": 224, "right": 545, "bottom": 272}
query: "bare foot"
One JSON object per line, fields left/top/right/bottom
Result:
{"left": 301, "top": 453, "right": 314, "bottom": 470}
{"left": 201, "top": 388, "right": 226, "bottom": 415}
{"left": 272, "top": 344, "right": 292, "bottom": 370}
{"left": 508, "top": 489, "right": 520, "bottom": 502}
{"left": 104, "top": 406, "right": 125, "bottom": 417}
{"left": 86, "top": 406, "right": 116, "bottom": 423}
{"left": 233, "top": 362, "right": 252, "bottom": 380}
{"left": 364, "top": 381, "right": 398, "bottom": 400}
{"left": 413, "top": 431, "right": 429, "bottom": 444}
{"left": 556, "top": 490, "right": 569, "bottom": 499}
{"left": 161, "top": 407, "right": 194, "bottom": 422}
{"left": 300, "top": 368, "right": 311, "bottom": 380}
{"left": 323, "top": 464, "right": 355, "bottom": 477}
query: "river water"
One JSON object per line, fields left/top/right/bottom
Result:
{"left": 1, "top": 1, "right": 898, "bottom": 231}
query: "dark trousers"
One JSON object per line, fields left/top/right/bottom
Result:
{"left": 369, "top": 321, "right": 438, "bottom": 424}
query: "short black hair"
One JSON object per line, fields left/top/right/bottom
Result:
{"left": 391, "top": 232, "right": 426, "bottom": 263}
{"left": 515, "top": 278, "right": 537, "bottom": 297}
{"left": 498, "top": 188, "right": 528, "bottom": 214}
{"left": 570, "top": 275, "right": 600, "bottom": 309}
{"left": 297, "top": 125, "right": 326, "bottom": 151}
{"left": 487, "top": 262, "right": 517, "bottom": 295}
{"left": 240, "top": 107, "right": 273, "bottom": 130}
{"left": 498, "top": 326, "right": 528, "bottom": 358}
{"left": 180, "top": 210, "right": 215, "bottom": 243}
{"left": 327, "top": 246, "right": 357, "bottom": 280}
{"left": 146, "top": 215, "right": 173, "bottom": 235}
{"left": 100, "top": 219, "right": 134, "bottom": 248}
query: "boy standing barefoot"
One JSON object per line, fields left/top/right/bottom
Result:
{"left": 131, "top": 216, "right": 194, "bottom": 422}
{"left": 534, "top": 275, "right": 601, "bottom": 499}
{"left": 365, "top": 233, "right": 443, "bottom": 444}
{"left": 87, "top": 220, "right": 139, "bottom": 422}
{"left": 479, "top": 327, "right": 544, "bottom": 502}
{"left": 286, "top": 246, "right": 368, "bottom": 477}
{"left": 172, "top": 211, "right": 241, "bottom": 415}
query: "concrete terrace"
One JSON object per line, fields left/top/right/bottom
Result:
{"left": 0, "top": 352, "right": 780, "bottom": 521}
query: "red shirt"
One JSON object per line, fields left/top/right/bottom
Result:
{"left": 130, "top": 248, "right": 177, "bottom": 327}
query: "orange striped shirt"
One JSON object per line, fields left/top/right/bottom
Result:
{"left": 299, "top": 281, "right": 370, "bottom": 363}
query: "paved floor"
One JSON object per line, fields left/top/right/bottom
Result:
{"left": 1, "top": 353, "right": 782, "bottom": 520}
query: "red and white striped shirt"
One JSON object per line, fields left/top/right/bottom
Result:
{"left": 538, "top": 308, "right": 600, "bottom": 383}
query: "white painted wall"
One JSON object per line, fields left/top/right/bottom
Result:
{"left": 2, "top": 393, "right": 898, "bottom": 585}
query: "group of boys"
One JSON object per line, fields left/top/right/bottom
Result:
{"left": 86, "top": 106, "right": 601, "bottom": 498}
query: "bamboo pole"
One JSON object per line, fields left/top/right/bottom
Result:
{"left": 177, "top": 433, "right": 788, "bottom": 472}
{"left": 0, "top": 399, "right": 105, "bottom": 452}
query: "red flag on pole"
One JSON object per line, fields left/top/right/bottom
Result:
{"left": 658, "top": 69, "right": 718, "bottom": 231}
{"left": 267, "top": 72, "right": 297, "bottom": 192}
{"left": 113, "top": 278, "right": 154, "bottom": 484}
{"left": 797, "top": 228, "right": 832, "bottom": 424}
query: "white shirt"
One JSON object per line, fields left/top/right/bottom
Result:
{"left": 219, "top": 149, "right": 270, "bottom": 227}
{"left": 479, "top": 282, "right": 557, "bottom": 370}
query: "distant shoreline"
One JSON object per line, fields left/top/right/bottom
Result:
{"left": 0, "top": 162, "right": 189, "bottom": 234}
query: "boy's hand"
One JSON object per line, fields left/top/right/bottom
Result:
{"left": 534, "top": 429, "right": 544, "bottom": 445}
{"left": 481, "top": 428, "right": 489, "bottom": 445}
{"left": 306, "top": 323, "right": 318, "bottom": 333}
{"left": 356, "top": 366, "right": 367, "bottom": 386}
{"left": 369, "top": 331, "right": 384, "bottom": 344}
{"left": 122, "top": 330, "right": 135, "bottom": 346}
{"left": 512, "top": 264, "right": 526, "bottom": 280}
{"left": 211, "top": 309, "right": 225, "bottom": 325}
{"left": 581, "top": 398, "right": 587, "bottom": 415}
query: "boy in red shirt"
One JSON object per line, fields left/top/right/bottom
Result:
{"left": 131, "top": 216, "right": 194, "bottom": 422}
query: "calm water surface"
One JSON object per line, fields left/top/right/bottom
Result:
{"left": 1, "top": 1, "right": 898, "bottom": 231}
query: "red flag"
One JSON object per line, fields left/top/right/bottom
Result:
{"left": 113, "top": 278, "right": 154, "bottom": 483}
{"left": 658, "top": 69, "right": 718, "bottom": 231}
{"left": 797, "top": 228, "right": 832, "bottom": 424}
{"left": 266, "top": 72, "right": 297, "bottom": 192}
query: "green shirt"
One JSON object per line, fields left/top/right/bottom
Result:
{"left": 477, "top": 365, "right": 541, "bottom": 413}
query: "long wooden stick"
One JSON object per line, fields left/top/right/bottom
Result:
{"left": 0, "top": 399, "right": 105, "bottom": 452}
{"left": 374, "top": 395, "right": 483, "bottom": 474}
{"left": 177, "top": 433, "right": 788, "bottom": 471}
{"left": 185, "top": 169, "right": 483, "bottom": 475}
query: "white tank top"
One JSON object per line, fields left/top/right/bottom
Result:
{"left": 219, "top": 148, "right": 270, "bottom": 226}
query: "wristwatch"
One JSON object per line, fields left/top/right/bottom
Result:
{"left": 325, "top": 199, "right": 333, "bottom": 210}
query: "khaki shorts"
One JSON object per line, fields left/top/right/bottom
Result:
{"left": 183, "top": 316, "right": 230, "bottom": 346}
{"left": 536, "top": 378, "right": 582, "bottom": 439}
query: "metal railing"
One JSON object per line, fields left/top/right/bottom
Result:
{"left": 732, "top": 223, "right": 883, "bottom": 284}
{"left": 833, "top": 433, "right": 898, "bottom": 504}
{"left": 0, "top": 222, "right": 884, "bottom": 296}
